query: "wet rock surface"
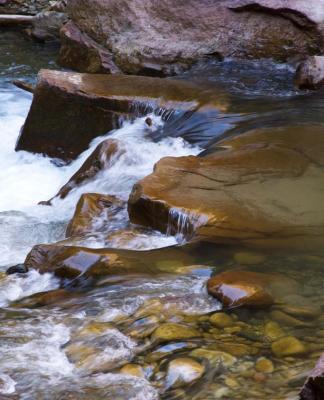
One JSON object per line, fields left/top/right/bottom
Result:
{"left": 16, "top": 69, "right": 217, "bottom": 161}
{"left": 129, "top": 126, "right": 324, "bottom": 249}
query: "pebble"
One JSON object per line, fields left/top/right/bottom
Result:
{"left": 255, "top": 357, "right": 274, "bottom": 373}
{"left": 271, "top": 336, "right": 306, "bottom": 357}
{"left": 210, "top": 312, "right": 234, "bottom": 328}
{"left": 152, "top": 323, "right": 200, "bottom": 341}
{"left": 190, "top": 348, "right": 236, "bottom": 367}
{"left": 120, "top": 364, "right": 145, "bottom": 378}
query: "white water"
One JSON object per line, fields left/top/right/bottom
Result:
{"left": 0, "top": 88, "right": 201, "bottom": 268}
{"left": 0, "top": 85, "right": 218, "bottom": 398}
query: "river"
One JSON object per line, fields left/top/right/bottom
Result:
{"left": 0, "top": 30, "right": 323, "bottom": 400}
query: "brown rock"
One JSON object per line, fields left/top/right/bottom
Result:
{"left": 300, "top": 354, "right": 324, "bottom": 400}
{"left": 50, "top": 139, "right": 124, "bottom": 201}
{"left": 128, "top": 126, "right": 324, "bottom": 250}
{"left": 59, "top": 21, "right": 121, "bottom": 74}
{"left": 66, "top": 193, "right": 123, "bottom": 237}
{"left": 207, "top": 270, "right": 296, "bottom": 308}
{"left": 16, "top": 69, "right": 215, "bottom": 161}
{"left": 24, "top": 242, "right": 194, "bottom": 279}
{"left": 295, "top": 56, "right": 324, "bottom": 90}
{"left": 62, "top": 0, "right": 324, "bottom": 75}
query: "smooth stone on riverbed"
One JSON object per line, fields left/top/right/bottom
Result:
{"left": 210, "top": 312, "right": 234, "bottom": 328}
{"left": 120, "top": 364, "right": 145, "bottom": 378}
{"left": 255, "top": 357, "right": 274, "bottom": 374}
{"left": 264, "top": 321, "right": 285, "bottom": 341}
{"left": 190, "top": 348, "right": 237, "bottom": 367}
{"left": 152, "top": 323, "right": 200, "bottom": 341}
{"left": 207, "top": 271, "right": 291, "bottom": 308}
{"left": 271, "top": 336, "right": 307, "bottom": 358}
{"left": 165, "top": 358, "right": 205, "bottom": 389}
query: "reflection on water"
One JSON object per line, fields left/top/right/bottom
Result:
{"left": 0, "top": 31, "right": 324, "bottom": 399}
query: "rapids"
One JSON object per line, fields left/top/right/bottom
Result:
{"left": 1, "top": 31, "right": 324, "bottom": 400}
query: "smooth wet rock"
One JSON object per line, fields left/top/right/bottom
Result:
{"left": 190, "top": 348, "right": 236, "bottom": 367}
{"left": 210, "top": 312, "right": 234, "bottom": 328}
{"left": 300, "top": 354, "right": 324, "bottom": 400}
{"left": 16, "top": 69, "right": 215, "bottom": 161}
{"left": 255, "top": 357, "right": 274, "bottom": 374}
{"left": 6, "top": 264, "right": 28, "bottom": 275}
{"left": 207, "top": 270, "right": 296, "bottom": 308}
{"left": 54, "top": 139, "right": 124, "bottom": 201}
{"left": 295, "top": 56, "right": 324, "bottom": 90}
{"left": 152, "top": 323, "right": 200, "bottom": 342}
{"left": 264, "top": 321, "right": 285, "bottom": 341}
{"left": 62, "top": 0, "right": 324, "bottom": 75}
{"left": 120, "top": 364, "right": 145, "bottom": 378}
{"left": 129, "top": 126, "right": 324, "bottom": 250}
{"left": 165, "top": 358, "right": 205, "bottom": 389}
{"left": 271, "top": 336, "right": 306, "bottom": 358}
{"left": 66, "top": 193, "right": 123, "bottom": 237}
{"left": 24, "top": 243, "right": 193, "bottom": 279}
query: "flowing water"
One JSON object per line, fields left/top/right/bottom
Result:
{"left": 0, "top": 31, "right": 324, "bottom": 400}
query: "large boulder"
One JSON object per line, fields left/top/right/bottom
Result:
{"left": 60, "top": 0, "right": 324, "bottom": 75}
{"left": 128, "top": 126, "right": 324, "bottom": 249}
{"left": 16, "top": 69, "right": 221, "bottom": 161}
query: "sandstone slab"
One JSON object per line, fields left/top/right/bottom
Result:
{"left": 16, "top": 69, "right": 218, "bottom": 161}
{"left": 128, "top": 126, "right": 324, "bottom": 249}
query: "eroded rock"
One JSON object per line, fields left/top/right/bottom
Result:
{"left": 295, "top": 56, "right": 324, "bottom": 90}
{"left": 61, "top": 0, "right": 324, "bottom": 75}
{"left": 66, "top": 193, "right": 123, "bottom": 237}
{"left": 16, "top": 69, "right": 215, "bottom": 161}
{"left": 59, "top": 21, "right": 121, "bottom": 74}
{"left": 128, "top": 126, "right": 324, "bottom": 249}
{"left": 50, "top": 139, "right": 125, "bottom": 201}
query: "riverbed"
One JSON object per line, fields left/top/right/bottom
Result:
{"left": 0, "top": 31, "right": 323, "bottom": 400}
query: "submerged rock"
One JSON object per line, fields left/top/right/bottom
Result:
{"left": 295, "top": 56, "right": 324, "bottom": 90}
{"left": 152, "top": 323, "right": 200, "bottom": 342}
{"left": 207, "top": 270, "right": 297, "bottom": 308}
{"left": 62, "top": 0, "right": 324, "bottom": 75}
{"left": 16, "top": 69, "right": 217, "bottom": 161}
{"left": 165, "top": 358, "right": 205, "bottom": 389}
{"left": 66, "top": 193, "right": 123, "bottom": 237}
{"left": 129, "top": 126, "right": 324, "bottom": 250}
{"left": 271, "top": 336, "right": 306, "bottom": 358}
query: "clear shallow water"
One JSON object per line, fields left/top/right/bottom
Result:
{"left": 0, "top": 31, "right": 324, "bottom": 400}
